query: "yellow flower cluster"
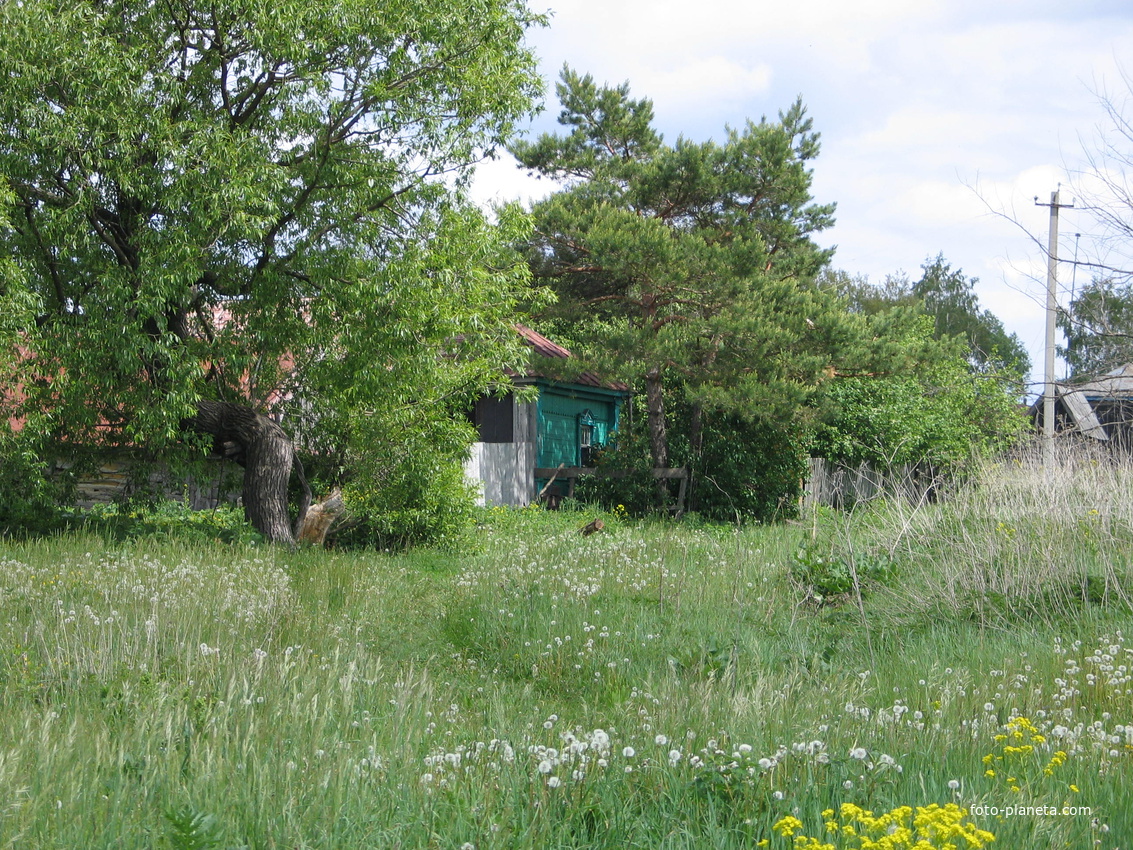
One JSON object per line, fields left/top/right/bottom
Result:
{"left": 983, "top": 716, "right": 1062, "bottom": 791}
{"left": 773, "top": 816, "right": 805, "bottom": 837}
{"left": 1042, "top": 750, "right": 1067, "bottom": 777}
{"left": 766, "top": 803, "right": 994, "bottom": 850}
{"left": 995, "top": 520, "right": 1016, "bottom": 541}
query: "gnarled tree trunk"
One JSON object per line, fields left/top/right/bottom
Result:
{"left": 181, "top": 400, "right": 309, "bottom": 545}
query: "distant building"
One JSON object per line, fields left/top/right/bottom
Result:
{"left": 1030, "top": 362, "right": 1133, "bottom": 450}
{"left": 465, "top": 325, "right": 630, "bottom": 506}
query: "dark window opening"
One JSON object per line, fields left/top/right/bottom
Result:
{"left": 469, "top": 396, "right": 514, "bottom": 443}
{"left": 579, "top": 410, "right": 596, "bottom": 466}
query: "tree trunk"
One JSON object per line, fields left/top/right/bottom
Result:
{"left": 181, "top": 400, "right": 305, "bottom": 545}
{"left": 644, "top": 366, "right": 669, "bottom": 507}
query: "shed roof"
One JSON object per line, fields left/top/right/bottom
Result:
{"left": 514, "top": 324, "right": 630, "bottom": 393}
{"left": 1070, "top": 362, "right": 1133, "bottom": 398}
{"left": 1058, "top": 389, "right": 1109, "bottom": 440}
{"left": 1029, "top": 363, "right": 1133, "bottom": 441}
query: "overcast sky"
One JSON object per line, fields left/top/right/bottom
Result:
{"left": 470, "top": 0, "right": 1133, "bottom": 397}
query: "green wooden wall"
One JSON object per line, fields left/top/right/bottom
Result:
{"left": 536, "top": 386, "right": 619, "bottom": 468}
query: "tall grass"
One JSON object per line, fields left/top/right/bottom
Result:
{"left": 0, "top": 463, "right": 1130, "bottom": 848}
{"left": 848, "top": 442, "right": 1133, "bottom": 624}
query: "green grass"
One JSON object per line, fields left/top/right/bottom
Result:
{"left": 0, "top": 456, "right": 1131, "bottom": 848}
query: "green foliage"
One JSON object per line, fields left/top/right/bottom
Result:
{"left": 571, "top": 415, "right": 661, "bottom": 516}
{"left": 163, "top": 805, "right": 240, "bottom": 850}
{"left": 814, "top": 265, "right": 1027, "bottom": 472}
{"left": 70, "top": 501, "right": 263, "bottom": 546}
{"left": 827, "top": 258, "right": 1030, "bottom": 383}
{"left": 515, "top": 68, "right": 857, "bottom": 478}
{"left": 812, "top": 353, "right": 1027, "bottom": 470}
{"left": 680, "top": 411, "right": 810, "bottom": 523}
{"left": 0, "top": 0, "right": 545, "bottom": 537}
{"left": 333, "top": 421, "right": 479, "bottom": 551}
{"left": 574, "top": 397, "right": 808, "bottom": 523}
{"left": 1057, "top": 277, "right": 1133, "bottom": 377}
{"left": 0, "top": 181, "right": 36, "bottom": 356}
{"left": 0, "top": 428, "right": 71, "bottom": 536}
{"left": 913, "top": 255, "right": 1030, "bottom": 379}
{"left": 790, "top": 540, "right": 896, "bottom": 603}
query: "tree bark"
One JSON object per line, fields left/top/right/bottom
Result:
{"left": 296, "top": 487, "right": 344, "bottom": 546}
{"left": 181, "top": 400, "right": 306, "bottom": 545}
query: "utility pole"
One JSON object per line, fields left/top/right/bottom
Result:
{"left": 1036, "top": 189, "right": 1073, "bottom": 467}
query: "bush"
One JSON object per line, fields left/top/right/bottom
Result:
{"left": 812, "top": 356, "right": 1026, "bottom": 471}
{"left": 572, "top": 425, "right": 660, "bottom": 518}
{"left": 0, "top": 427, "right": 71, "bottom": 536}
{"left": 572, "top": 399, "right": 809, "bottom": 523}
{"left": 67, "top": 500, "right": 263, "bottom": 546}
{"left": 683, "top": 412, "right": 809, "bottom": 523}
{"left": 319, "top": 412, "right": 481, "bottom": 551}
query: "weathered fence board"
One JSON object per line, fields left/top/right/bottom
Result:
{"left": 803, "top": 458, "right": 939, "bottom": 508}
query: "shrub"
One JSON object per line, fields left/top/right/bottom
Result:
{"left": 0, "top": 426, "right": 71, "bottom": 536}
{"left": 575, "top": 399, "right": 809, "bottom": 523}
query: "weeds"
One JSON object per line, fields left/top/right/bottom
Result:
{"left": 0, "top": 453, "right": 1131, "bottom": 847}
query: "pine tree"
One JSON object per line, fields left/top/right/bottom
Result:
{"left": 514, "top": 68, "right": 854, "bottom": 500}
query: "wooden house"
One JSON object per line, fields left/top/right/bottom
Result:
{"left": 465, "top": 325, "right": 630, "bottom": 506}
{"left": 1030, "top": 362, "right": 1133, "bottom": 450}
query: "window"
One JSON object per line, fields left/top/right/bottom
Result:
{"left": 578, "top": 410, "right": 596, "bottom": 466}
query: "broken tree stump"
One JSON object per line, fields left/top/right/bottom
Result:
{"left": 579, "top": 518, "right": 605, "bottom": 537}
{"left": 296, "top": 487, "right": 345, "bottom": 546}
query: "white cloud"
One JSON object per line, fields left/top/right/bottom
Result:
{"left": 497, "top": 0, "right": 1133, "bottom": 389}
{"left": 629, "top": 57, "right": 772, "bottom": 117}
{"left": 467, "top": 156, "right": 552, "bottom": 209}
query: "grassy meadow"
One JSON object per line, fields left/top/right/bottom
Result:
{"left": 1, "top": 450, "right": 1131, "bottom": 848}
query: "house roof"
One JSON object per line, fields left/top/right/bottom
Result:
{"left": 1069, "top": 362, "right": 1133, "bottom": 398}
{"left": 1029, "top": 363, "right": 1133, "bottom": 441}
{"left": 515, "top": 324, "right": 630, "bottom": 393}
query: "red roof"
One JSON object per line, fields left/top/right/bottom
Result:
{"left": 515, "top": 324, "right": 629, "bottom": 392}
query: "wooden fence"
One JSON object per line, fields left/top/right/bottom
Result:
{"left": 55, "top": 456, "right": 241, "bottom": 510}
{"left": 803, "top": 458, "right": 940, "bottom": 509}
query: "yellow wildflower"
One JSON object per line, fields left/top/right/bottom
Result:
{"left": 773, "top": 816, "right": 804, "bottom": 838}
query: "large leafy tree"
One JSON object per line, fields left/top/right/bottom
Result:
{"left": 815, "top": 266, "right": 1026, "bottom": 471}
{"left": 1057, "top": 278, "right": 1133, "bottom": 378}
{"left": 811, "top": 322, "right": 1026, "bottom": 470}
{"left": 912, "top": 255, "right": 1030, "bottom": 380}
{"left": 0, "top": 0, "right": 543, "bottom": 542}
{"left": 514, "top": 68, "right": 858, "bottom": 496}
{"left": 830, "top": 258, "right": 1030, "bottom": 382}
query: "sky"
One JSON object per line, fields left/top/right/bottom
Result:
{"left": 469, "top": 0, "right": 1133, "bottom": 398}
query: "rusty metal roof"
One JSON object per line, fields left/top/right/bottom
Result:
{"left": 515, "top": 324, "right": 630, "bottom": 393}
